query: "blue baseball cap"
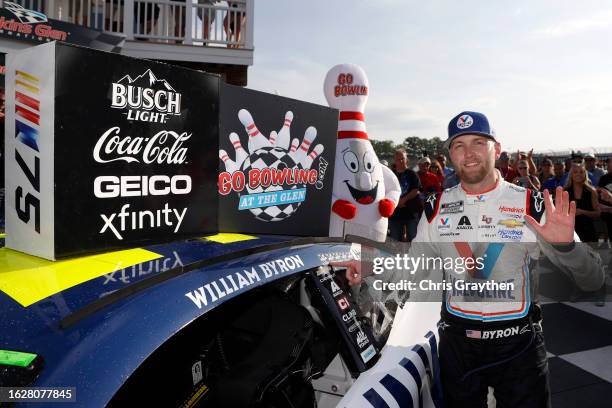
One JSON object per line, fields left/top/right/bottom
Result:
{"left": 444, "top": 111, "right": 497, "bottom": 149}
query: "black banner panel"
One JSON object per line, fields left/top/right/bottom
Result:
{"left": 6, "top": 42, "right": 219, "bottom": 259}
{"left": 0, "top": 2, "right": 124, "bottom": 51}
{"left": 218, "top": 84, "right": 337, "bottom": 236}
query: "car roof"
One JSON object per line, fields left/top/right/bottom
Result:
{"left": 0, "top": 233, "right": 365, "bottom": 407}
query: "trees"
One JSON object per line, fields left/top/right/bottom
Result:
{"left": 370, "top": 136, "right": 445, "bottom": 162}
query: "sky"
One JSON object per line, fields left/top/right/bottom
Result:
{"left": 248, "top": 0, "right": 612, "bottom": 154}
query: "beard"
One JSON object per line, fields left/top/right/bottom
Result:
{"left": 455, "top": 156, "right": 493, "bottom": 184}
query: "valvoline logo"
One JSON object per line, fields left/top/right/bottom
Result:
{"left": 438, "top": 217, "right": 451, "bottom": 231}
{"left": 456, "top": 114, "right": 473, "bottom": 129}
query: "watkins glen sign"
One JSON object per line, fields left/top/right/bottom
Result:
{"left": 0, "top": 1, "right": 124, "bottom": 51}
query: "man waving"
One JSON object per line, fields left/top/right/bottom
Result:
{"left": 335, "top": 111, "right": 604, "bottom": 407}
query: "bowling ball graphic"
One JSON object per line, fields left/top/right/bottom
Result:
{"left": 240, "top": 146, "right": 305, "bottom": 222}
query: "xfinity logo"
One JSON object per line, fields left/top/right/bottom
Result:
{"left": 111, "top": 69, "right": 181, "bottom": 123}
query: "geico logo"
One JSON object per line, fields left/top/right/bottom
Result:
{"left": 94, "top": 175, "right": 191, "bottom": 198}
{"left": 111, "top": 83, "right": 181, "bottom": 115}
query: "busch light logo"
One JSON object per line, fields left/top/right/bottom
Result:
{"left": 111, "top": 69, "right": 181, "bottom": 124}
{"left": 456, "top": 114, "right": 473, "bottom": 129}
{"left": 218, "top": 109, "right": 324, "bottom": 222}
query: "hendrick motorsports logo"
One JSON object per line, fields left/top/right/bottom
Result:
{"left": 111, "top": 69, "right": 181, "bottom": 124}
{"left": 219, "top": 109, "right": 326, "bottom": 222}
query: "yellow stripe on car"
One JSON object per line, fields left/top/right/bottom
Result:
{"left": 0, "top": 248, "right": 162, "bottom": 307}
{"left": 203, "top": 233, "right": 257, "bottom": 244}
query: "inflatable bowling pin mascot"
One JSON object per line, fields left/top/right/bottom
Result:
{"left": 324, "top": 64, "right": 400, "bottom": 241}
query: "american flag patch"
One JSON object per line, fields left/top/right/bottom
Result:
{"left": 465, "top": 330, "right": 482, "bottom": 339}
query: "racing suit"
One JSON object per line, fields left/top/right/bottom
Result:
{"left": 390, "top": 179, "right": 604, "bottom": 407}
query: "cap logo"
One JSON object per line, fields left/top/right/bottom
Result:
{"left": 457, "top": 114, "right": 473, "bottom": 129}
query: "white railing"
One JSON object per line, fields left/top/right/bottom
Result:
{"left": 3, "top": 0, "right": 253, "bottom": 48}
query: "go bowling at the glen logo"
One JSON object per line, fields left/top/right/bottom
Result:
{"left": 219, "top": 108, "right": 325, "bottom": 222}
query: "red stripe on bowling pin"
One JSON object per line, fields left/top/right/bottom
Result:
{"left": 294, "top": 127, "right": 317, "bottom": 164}
{"left": 276, "top": 111, "right": 293, "bottom": 150}
{"left": 290, "top": 138, "right": 299, "bottom": 152}
{"left": 303, "top": 144, "right": 324, "bottom": 169}
{"left": 219, "top": 149, "right": 238, "bottom": 173}
{"left": 229, "top": 132, "right": 247, "bottom": 166}
{"left": 238, "top": 109, "right": 271, "bottom": 153}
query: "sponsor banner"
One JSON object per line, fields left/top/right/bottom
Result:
{"left": 218, "top": 83, "right": 337, "bottom": 236}
{"left": 0, "top": 2, "right": 124, "bottom": 52}
{"left": 312, "top": 266, "right": 378, "bottom": 369}
{"left": 6, "top": 42, "right": 219, "bottom": 259}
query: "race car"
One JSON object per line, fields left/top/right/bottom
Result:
{"left": 0, "top": 233, "right": 441, "bottom": 408}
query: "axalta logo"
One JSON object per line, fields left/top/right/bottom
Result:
{"left": 456, "top": 215, "right": 473, "bottom": 230}
{"left": 499, "top": 205, "right": 524, "bottom": 214}
{"left": 334, "top": 72, "right": 368, "bottom": 97}
{"left": 456, "top": 114, "right": 473, "bottom": 129}
{"left": 111, "top": 69, "right": 181, "bottom": 124}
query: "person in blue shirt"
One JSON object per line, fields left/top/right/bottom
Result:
{"left": 388, "top": 149, "right": 422, "bottom": 241}
{"left": 542, "top": 161, "right": 566, "bottom": 193}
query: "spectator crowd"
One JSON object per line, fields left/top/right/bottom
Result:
{"left": 387, "top": 149, "right": 612, "bottom": 245}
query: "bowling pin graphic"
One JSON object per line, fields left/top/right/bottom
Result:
{"left": 269, "top": 131, "right": 278, "bottom": 146}
{"left": 238, "top": 109, "right": 271, "bottom": 153}
{"left": 302, "top": 144, "right": 324, "bottom": 169}
{"left": 229, "top": 132, "right": 248, "bottom": 168}
{"left": 294, "top": 127, "right": 317, "bottom": 165}
{"left": 275, "top": 111, "right": 293, "bottom": 150}
{"left": 219, "top": 149, "right": 238, "bottom": 173}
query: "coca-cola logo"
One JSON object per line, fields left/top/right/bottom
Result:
{"left": 93, "top": 127, "right": 191, "bottom": 164}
